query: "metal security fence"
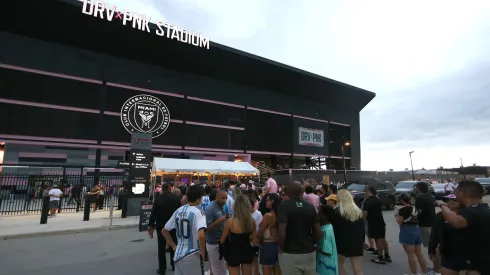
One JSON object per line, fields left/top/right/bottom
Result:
{"left": 0, "top": 172, "right": 127, "bottom": 216}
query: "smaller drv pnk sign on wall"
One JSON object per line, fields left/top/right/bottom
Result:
{"left": 298, "top": 127, "right": 324, "bottom": 147}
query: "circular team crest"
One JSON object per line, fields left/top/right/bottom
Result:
{"left": 120, "top": 94, "right": 170, "bottom": 138}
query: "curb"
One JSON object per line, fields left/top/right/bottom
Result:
{"left": 0, "top": 224, "right": 139, "bottom": 241}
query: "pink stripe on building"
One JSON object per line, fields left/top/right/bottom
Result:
{"left": 18, "top": 152, "right": 67, "bottom": 158}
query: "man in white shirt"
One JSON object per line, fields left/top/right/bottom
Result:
{"left": 162, "top": 185, "right": 207, "bottom": 275}
{"left": 48, "top": 184, "right": 63, "bottom": 217}
{"left": 265, "top": 172, "right": 278, "bottom": 194}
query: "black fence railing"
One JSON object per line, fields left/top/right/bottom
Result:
{"left": 0, "top": 172, "right": 127, "bottom": 216}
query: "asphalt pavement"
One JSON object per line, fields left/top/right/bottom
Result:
{"left": 4, "top": 195, "right": 490, "bottom": 275}
{"left": 0, "top": 210, "right": 409, "bottom": 275}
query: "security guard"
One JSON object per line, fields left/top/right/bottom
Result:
{"left": 148, "top": 182, "right": 181, "bottom": 274}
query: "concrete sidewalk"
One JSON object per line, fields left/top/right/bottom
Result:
{"left": 0, "top": 210, "right": 139, "bottom": 240}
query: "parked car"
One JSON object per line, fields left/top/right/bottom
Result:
{"left": 432, "top": 183, "right": 449, "bottom": 200}
{"left": 475, "top": 178, "right": 490, "bottom": 194}
{"left": 395, "top": 181, "right": 435, "bottom": 204}
{"left": 342, "top": 177, "right": 396, "bottom": 210}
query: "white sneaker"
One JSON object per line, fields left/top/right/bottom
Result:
{"left": 204, "top": 270, "right": 210, "bottom": 275}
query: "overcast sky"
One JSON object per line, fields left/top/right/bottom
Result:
{"left": 102, "top": 0, "right": 490, "bottom": 171}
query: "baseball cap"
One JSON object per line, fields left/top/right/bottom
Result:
{"left": 240, "top": 184, "right": 247, "bottom": 189}
{"left": 326, "top": 194, "right": 337, "bottom": 201}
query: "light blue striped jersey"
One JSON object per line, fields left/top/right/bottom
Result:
{"left": 164, "top": 204, "right": 207, "bottom": 262}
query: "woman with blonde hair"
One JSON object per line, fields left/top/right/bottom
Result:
{"left": 332, "top": 189, "right": 365, "bottom": 275}
{"left": 232, "top": 185, "right": 242, "bottom": 199}
{"left": 221, "top": 195, "right": 257, "bottom": 275}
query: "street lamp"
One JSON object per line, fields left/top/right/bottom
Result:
{"left": 409, "top": 151, "right": 415, "bottom": 181}
{"left": 341, "top": 142, "right": 350, "bottom": 184}
{"left": 460, "top": 158, "right": 466, "bottom": 179}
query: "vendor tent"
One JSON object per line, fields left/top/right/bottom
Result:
{"left": 152, "top": 158, "right": 259, "bottom": 175}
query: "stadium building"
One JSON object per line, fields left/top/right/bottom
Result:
{"left": 0, "top": 0, "right": 375, "bottom": 173}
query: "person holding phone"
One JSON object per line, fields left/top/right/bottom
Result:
{"left": 435, "top": 180, "right": 490, "bottom": 275}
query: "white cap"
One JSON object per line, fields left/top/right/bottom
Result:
{"left": 240, "top": 184, "right": 246, "bottom": 189}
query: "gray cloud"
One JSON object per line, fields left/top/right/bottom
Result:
{"left": 361, "top": 61, "right": 490, "bottom": 147}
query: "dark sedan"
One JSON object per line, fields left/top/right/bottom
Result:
{"left": 475, "top": 178, "right": 490, "bottom": 194}
{"left": 395, "top": 181, "right": 435, "bottom": 204}
{"left": 432, "top": 183, "right": 450, "bottom": 200}
{"left": 344, "top": 178, "right": 396, "bottom": 210}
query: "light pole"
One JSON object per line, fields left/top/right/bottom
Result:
{"left": 460, "top": 158, "right": 466, "bottom": 179}
{"left": 409, "top": 151, "right": 415, "bottom": 181}
{"left": 341, "top": 142, "right": 350, "bottom": 184}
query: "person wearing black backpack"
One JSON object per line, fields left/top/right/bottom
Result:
{"left": 396, "top": 194, "right": 428, "bottom": 275}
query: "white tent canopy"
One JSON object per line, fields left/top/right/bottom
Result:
{"left": 152, "top": 158, "right": 259, "bottom": 175}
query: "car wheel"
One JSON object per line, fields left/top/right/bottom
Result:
{"left": 385, "top": 198, "right": 395, "bottom": 210}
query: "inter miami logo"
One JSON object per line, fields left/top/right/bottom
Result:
{"left": 120, "top": 95, "right": 170, "bottom": 138}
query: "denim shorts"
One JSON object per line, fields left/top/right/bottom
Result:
{"left": 259, "top": 242, "right": 279, "bottom": 267}
{"left": 399, "top": 225, "right": 422, "bottom": 246}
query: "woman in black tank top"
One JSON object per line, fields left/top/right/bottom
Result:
{"left": 220, "top": 195, "right": 257, "bottom": 275}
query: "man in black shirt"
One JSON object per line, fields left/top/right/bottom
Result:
{"left": 278, "top": 181, "right": 321, "bottom": 275}
{"left": 148, "top": 183, "right": 181, "bottom": 274}
{"left": 414, "top": 182, "right": 436, "bottom": 248}
{"left": 436, "top": 180, "right": 490, "bottom": 275}
{"left": 362, "top": 186, "right": 391, "bottom": 264}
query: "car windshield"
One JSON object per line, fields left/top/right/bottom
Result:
{"left": 346, "top": 183, "right": 366, "bottom": 191}
{"left": 476, "top": 178, "right": 490, "bottom": 184}
{"left": 396, "top": 181, "right": 416, "bottom": 189}
{"left": 432, "top": 184, "right": 445, "bottom": 191}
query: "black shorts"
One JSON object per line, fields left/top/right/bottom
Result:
{"left": 49, "top": 200, "right": 59, "bottom": 209}
{"left": 467, "top": 259, "right": 490, "bottom": 274}
{"left": 368, "top": 224, "right": 386, "bottom": 239}
{"left": 252, "top": 246, "right": 259, "bottom": 257}
{"left": 441, "top": 256, "right": 470, "bottom": 272}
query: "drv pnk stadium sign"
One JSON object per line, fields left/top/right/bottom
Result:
{"left": 81, "top": 0, "right": 210, "bottom": 49}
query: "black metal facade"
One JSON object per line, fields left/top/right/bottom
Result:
{"left": 0, "top": 0, "right": 375, "bottom": 170}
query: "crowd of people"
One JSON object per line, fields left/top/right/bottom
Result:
{"left": 148, "top": 174, "right": 490, "bottom": 275}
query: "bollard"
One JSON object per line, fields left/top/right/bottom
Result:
{"left": 40, "top": 196, "right": 50, "bottom": 224}
{"left": 58, "top": 195, "right": 63, "bottom": 214}
{"left": 121, "top": 195, "right": 128, "bottom": 219}
{"left": 109, "top": 197, "right": 114, "bottom": 226}
{"left": 76, "top": 198, "right": 80, "bottom": 212}
{"left": 83, "top": 196, "right": 90, "bottom": 221}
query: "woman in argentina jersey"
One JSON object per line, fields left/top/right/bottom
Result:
{"left": 162, "top": 186, "right": 207, "bottom": 275}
